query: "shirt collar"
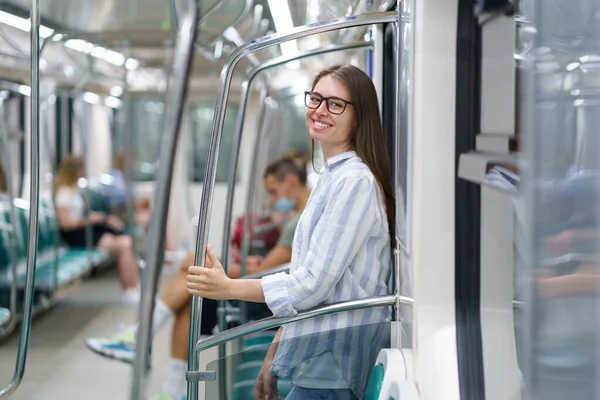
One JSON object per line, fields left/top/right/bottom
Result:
{"left": 324, "top": 151, "right": 357, "bottom": 171}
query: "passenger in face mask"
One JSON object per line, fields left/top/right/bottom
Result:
{"left": 227, "top": 156, "right": 312, "bottom": 278}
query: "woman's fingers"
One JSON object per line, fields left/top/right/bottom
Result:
{"left": 205, "top": 245, "right": 222, "bottom": 269}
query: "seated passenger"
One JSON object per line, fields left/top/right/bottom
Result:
{"left": 85, "top": 156, "right": 311, "bottom": 400}
{"left": 54, "top": 154, "right": 141, "bottom": 304}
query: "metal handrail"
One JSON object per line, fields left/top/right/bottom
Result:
{"left": 0, "top": 0, "right": 40, "bottom": 396}
{"left": 196, "top": 295, "right": 405, "bottom": 353}
{"left": 187, "top": 11, "right": 397, "bottom": 398}
{"left": 241, "top": 263, "right": 290, "bottom": 280}
{"left": 239, "top": 91, "right": 269, "bottom": 281}
{"left": 129, "top": 0, "right": 201, "bottom": 399}
{"left": 170, "top": 0, "right": 253, "bottom": 62}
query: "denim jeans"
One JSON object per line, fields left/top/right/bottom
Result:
{"left": 284, "top": 386, "right": 358, "bottom": 400}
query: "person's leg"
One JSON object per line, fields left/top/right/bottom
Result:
{"left": 97, "top": 233, "right": 140, "bottom": 290}
{"left": 152, "top": 296, "right": 219, "bottom": 399}
{"left": 154, "top": 305, "right": 191, "bottom": 399}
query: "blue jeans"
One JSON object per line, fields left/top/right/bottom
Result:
{"left": 285, "top": 386, "right": 358, "bottom": 400}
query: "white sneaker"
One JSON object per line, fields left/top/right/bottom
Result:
{"left": 120, "top": 287, "right": 141, "bottom": 305}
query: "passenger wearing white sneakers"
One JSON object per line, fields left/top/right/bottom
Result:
{"left": 85, "top": 156, "right": 311, "bottom": 400}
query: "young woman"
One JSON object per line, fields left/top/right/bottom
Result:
{"left": 54, "top": 155, "right": 141, "bottom": 304}
{"left": 187, "top": 65, "right": 395, "bottom": 400}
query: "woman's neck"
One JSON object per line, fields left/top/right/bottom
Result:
{"left": 321, "top": 144, "right": 351, "bottom": 163}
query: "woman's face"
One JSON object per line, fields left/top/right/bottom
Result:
{"left": 306, "top": 75, "right": 355, "bottom": 156}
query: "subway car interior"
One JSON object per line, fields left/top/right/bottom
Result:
{"left": 0, "top": 0, "right": 597, "bottom": 399}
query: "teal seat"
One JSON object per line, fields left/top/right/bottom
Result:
{"left": 0, "top": 207, "right": 12, "bottom": 275}
{"left": 364, "top": 364, "right": 385, "bottom": 400}
{"left": 0, "top": 200, "right": 96, "bottom": 291}
{"left": 242, "top": 332, "right": 276, "bottom": 348}
{"left": 234, "top": 361, "right": 263, "bottom": 383}
{"left": 240, "top": 346, "right": 269, "bottom": 364}
{"left": 0, "top": 307, "right": 10, "bottom": 326}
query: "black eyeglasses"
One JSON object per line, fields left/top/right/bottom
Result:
{"left": 304, "top": 91, "right": 353, "bottom": 115}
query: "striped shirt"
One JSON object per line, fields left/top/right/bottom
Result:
{"left": 261, "top": 151, "right": 392, "bottom": 398}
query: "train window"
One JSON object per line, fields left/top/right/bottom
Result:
{"left": 129, "top": 97, "right": 164, "bottom": 181}
{"left": 263, "top": 93, "right": 311, "bottom": 161}
{"left": 191, "top": 103, "right": 238, "bottom": 183}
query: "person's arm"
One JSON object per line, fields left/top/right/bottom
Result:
{"left": 226, "top": 245, "right": 292, "bottom": 278}
{"left": 537, "top": 263, "right": 599, "bottom": 298}
{"left": 55, "top": 189, "right": 105, "bottom": 230}
{"left": 237, "top": 175, "right": 381, "bottom": 314}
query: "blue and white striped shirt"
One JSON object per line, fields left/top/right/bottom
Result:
{"left": 261, "top": 151, "right": 392, "bottom": 398}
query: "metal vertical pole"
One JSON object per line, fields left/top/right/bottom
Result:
{"left": 120, "top": 41, "right": 137, "bottom": 259}
{"left": 0, "top": 0, "right": 40, "bottom": 396}
{"left": 130, "top": 0, "right": 201, "bottom": 398}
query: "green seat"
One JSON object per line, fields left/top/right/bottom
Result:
{"left": 240, "top": 346, "right": 269, "bottom": 364}
{"left": 0, "top": 209, "right": 12, "bottom": 275}
{"left": 0, "top": 307, "right": 10, "bottom": 326}
{"left": 242, "top": 332, "right": 276, "bottom": 349}
{"left": 0, "top": 200, "right": 96, "bottom": 291}
{"left": 234, "top": 361, "right": 263, "bottom": 383}
{"left": 364, "top": 364, "right": 385, "bottom": 400}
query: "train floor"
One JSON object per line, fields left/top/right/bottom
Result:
{"left": 0, "top": 268, "right": 217, "bottom": 400}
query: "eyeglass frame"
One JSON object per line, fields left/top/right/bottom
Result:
{"left": 304, "top": 91, "right": 354, "bottom": 115}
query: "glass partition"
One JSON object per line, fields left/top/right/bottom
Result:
{"left": 203, "top": 318, "right": 393, "bottom": 400}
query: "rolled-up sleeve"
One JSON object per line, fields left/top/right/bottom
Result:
{"left": 261, "top": 175, "right": 381, "bottom": 317}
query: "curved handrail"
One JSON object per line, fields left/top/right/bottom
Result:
{"left": 170, "top": 0, "right": 254, "bottom": 61}
{"left": 241, "top": 263, "right": 290, "bottom": 280}
{"left": 0, "top": 0, "right": 41, "bottom": 397}
{"left": 197, "top": 295, "right": 401, "bottom": 353}
{"left": 187, "top": 11, "right": 397, "bottom": 398}
{"left": 129, "top": 0, "right": 202, "bottom": 399}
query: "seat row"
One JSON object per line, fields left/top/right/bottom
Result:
{"left": 0, "top": 195, "right": 114, "bottom": 339}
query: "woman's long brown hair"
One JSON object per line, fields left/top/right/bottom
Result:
{"left": 310, "top": 65, "right": 396, "bottom": 247}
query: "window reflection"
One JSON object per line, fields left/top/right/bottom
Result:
{"left": 129, "top": 97, "right": 163, "bottom": 182}
{"left": 519, "top": 0, "right": 600, "bottom": 397}
{"left": 191, "top": 103, "right": 238, "bottom": 183}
